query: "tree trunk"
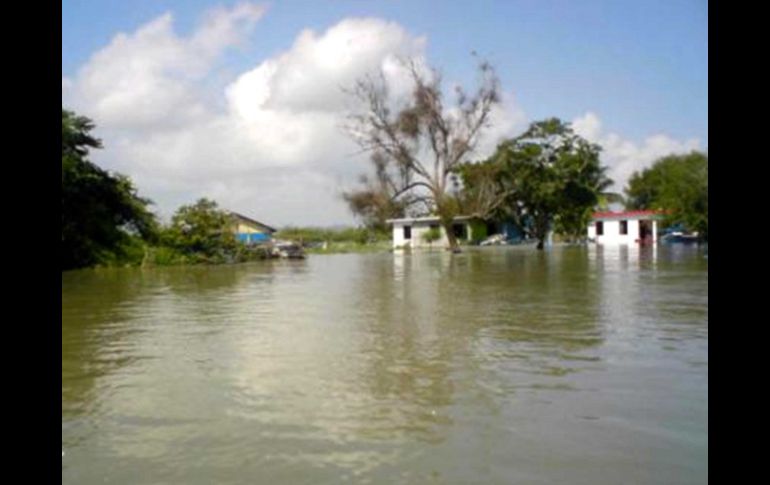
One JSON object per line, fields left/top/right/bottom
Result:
{"left": 534, "top": 214, "right": 548, "bottom": 250}
{"left": 442, "top": 221, "right": 460, "bottom": 252}
{"left": 534, "top": 226, "right": 547, "bottom": 250}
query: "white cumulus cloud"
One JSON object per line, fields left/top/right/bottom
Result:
{"left": 62, "top": 7, "right": 440, "bottom": 226}
{"left": 236, "top": 18, "right": 427, "bottom": 113}
{"left": 64, "top": 4, "right": 696, "bottom": 227}
{"left": 64, "top": 2, "right": 266, "bottom": 130}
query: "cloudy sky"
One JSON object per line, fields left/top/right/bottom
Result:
{"left": 62, "top": 0, "right": 707, "bottom": 227}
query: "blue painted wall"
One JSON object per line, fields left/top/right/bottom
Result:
{"left": 236, "top": 233, "right": 271, "bottom": 244}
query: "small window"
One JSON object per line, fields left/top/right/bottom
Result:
{"left": 619, "top": 220, "right": 628, "bottom": 235}
{"left": 403, "top": 225, "right": 411, "bottom": 239}
{"left": 596, "top": 221, "right": 604, "bottom": 236}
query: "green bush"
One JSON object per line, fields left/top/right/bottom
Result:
{"left": 469, "top": 221, "right": 488, "bottom": 244}
{"left": 162, "top": 198, "right": 239, "bottom": 258}
{"left": 422, "top": 227, "right": 441, "bottom": 247}
{"left": 274, "top": 226, "right": 389, "bottom": 244}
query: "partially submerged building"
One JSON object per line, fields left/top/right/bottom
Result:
{"left": 587, "top": 210, "right": 664, "bottom": 244}
{"left": 228, "top": 212, "right": 276, "bottom": 244}
{"left": 386, "top": 216, "right": 474, "bottom": 249}
{"left": 386, "top": 216, "right": 527, "bottom": 249}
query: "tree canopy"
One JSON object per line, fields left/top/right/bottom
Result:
{"left": 624, "top": 151, "right": 708, "bottom": 240}
{"left": 162, "top": 198, "right": 239, "bottom": 261}
{"left": 459, "top": 118, "right": 616, "bottom": 249}
{"left": 62, "top": 109, "right": 157, "bottom": 269}
{"left": 159, "top": 198, "right": 276, "bottom": 264}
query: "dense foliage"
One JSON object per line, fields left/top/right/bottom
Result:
{"left": 62, "top": 109, "right": 269, "bottom": 268}
{"left": 624, "top": 151, "right": 708, "bottom": 240}
{"left": 460, "top": 118, "right": 616, "bottom": 249}
{"left": 62, "top": 109, "right": 157, "bottom": 269}
{"left": 161, "top": 198, "right": 242, "bottom": 263}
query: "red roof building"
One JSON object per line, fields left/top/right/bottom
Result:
{"left": 591, "top": 210, "right": 666, "bottom": 220}
{"left": 588, "top": 210, "right": 665, "bottom": 244}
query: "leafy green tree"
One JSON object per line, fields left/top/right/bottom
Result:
{"left": 624, "top": 151, "right": 708, "bottom": 240}
{"left": 62, "top": 109, "right": 157, "bottom": 269}
{"left": 552, "top": 149, "right": 617, "bottom": 241}
{"left": 462, "top": 118, "right": 616, "bottom": 249}
{"left": 163, "top": 198, "right": 238, "bottom": 260}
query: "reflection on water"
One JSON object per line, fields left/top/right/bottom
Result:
{"left": 63, "top": 246, "right": 707, "bottom": 484}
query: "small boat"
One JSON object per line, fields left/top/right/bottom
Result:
{"left": 270, "top": 240, "right": 306, "bottom": 259}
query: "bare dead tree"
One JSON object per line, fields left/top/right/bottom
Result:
{"left": 344, "top": 57, "right": 500, "bottom": 250}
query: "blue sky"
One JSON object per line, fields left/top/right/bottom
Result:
{"left": 62, "top": 0, "right": 707, "bottom": 226}
{"left": 63, "top": 0, "right": 707, "bottom": 142}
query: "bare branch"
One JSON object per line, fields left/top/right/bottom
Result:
{"left": 342, "top": 56, "right": 501, "bottom": 246}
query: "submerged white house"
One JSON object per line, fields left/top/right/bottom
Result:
{"left": 587, "top": 210, "right": 664, "bottom": 244}
{"left": 386, "top": 216, "right": 475, "bottom": 249}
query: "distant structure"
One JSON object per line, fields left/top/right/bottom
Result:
{"left": 386, "top": 216, "right": 474, "bottom": 249}
{"left": 228, "top": 212, "right": 276, "bottom": 244}
{"left": 587, "top": 210, "right": 665, "bottom": 244}
{"left": 386, "top": 215, "right": 531, "bottom": 249}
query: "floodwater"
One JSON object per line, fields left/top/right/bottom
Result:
{"left": 62, "top": 245, "right": 708, "bottom": 484}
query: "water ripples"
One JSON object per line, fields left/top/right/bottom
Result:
{"left": 63, "top": 246, "right": 708, "bottom": 484}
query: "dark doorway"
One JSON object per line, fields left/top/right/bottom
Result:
{"left": 639, "top": 220, "right": 652, "bottom": 244}
{"left": 452, "top": 223, "right": 467, "bottom": 240}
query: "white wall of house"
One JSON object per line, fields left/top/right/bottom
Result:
{"left": 390, "top": 220, "right": 472, "bottom": 248}
{"left": 588, "top": 218, "right": 658, "bottom": 244}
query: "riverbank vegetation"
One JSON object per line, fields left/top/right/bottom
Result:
{"left": 154, "top": 198, "right": 271, "bottom": 265}
{"left": 62, "top": 110, "right": 268, "bottom": 270}
{"left": 62, "top": 110, "right": 159, "bottom": 270}
{"left": 274, "top": 226, "right": 390, "bottom": 254}
{"left": 62, "top": 109, "right": 392, "bottom": 270}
